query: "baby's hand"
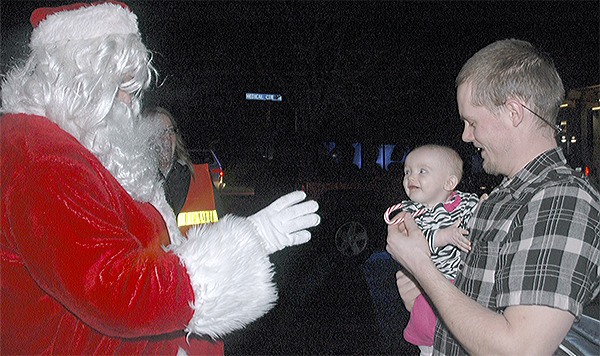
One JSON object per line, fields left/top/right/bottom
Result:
{"left": 435, "top": 220, "right": 471, "bottom": 252}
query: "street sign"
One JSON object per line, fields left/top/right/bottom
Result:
{"left": 245, "top": 93, "right": 282, "bottom": 102}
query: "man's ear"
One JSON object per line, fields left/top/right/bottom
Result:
{"left": 444, "top": 175, "right": 459, "bottom": 191}
{"left": 504, "top": 98, "right": 525, "bottom": 128}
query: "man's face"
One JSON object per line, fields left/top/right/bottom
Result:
{"left": 402, "top": 149, "right": 453, "bottom": 207}
{"left": 457, "top": 83, "right": 510, "bottom": 176}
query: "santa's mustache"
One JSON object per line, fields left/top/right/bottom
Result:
{"left": 86, "top": 99, "right": 163, "bottom": 203}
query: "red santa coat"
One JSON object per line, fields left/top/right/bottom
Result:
{"left": 1, "top": 114, "right": 276, "bottom": 354}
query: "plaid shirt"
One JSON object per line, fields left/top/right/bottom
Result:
{"left": 434, "top": 147, "right": 600, "bottom": 355}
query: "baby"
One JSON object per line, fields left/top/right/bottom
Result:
{"left": 384, "top": 144, "right": 480, "bottom": 356}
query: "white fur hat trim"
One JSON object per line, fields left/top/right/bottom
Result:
{"left": 30, "top": 2, "right": 139, "bottom": 48}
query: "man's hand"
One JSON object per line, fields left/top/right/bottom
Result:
{"left": 395, "top": 269, "right": 421, "bottom": 312}
{"left": 386, "top": 212, "right": 431, "bottom": 275}
{"left": 249, "top": 191, "right": 320, "bottom": 254}
{"left": 435, "top": 219, "right": 471, "bottom": 252}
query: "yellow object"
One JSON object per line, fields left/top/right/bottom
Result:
{"left": 177, "top": 210, "right": 219, "bottom": 226}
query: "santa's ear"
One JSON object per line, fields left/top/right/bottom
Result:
{"left": 444, "top": 175, "right": 459, "bottom": 191}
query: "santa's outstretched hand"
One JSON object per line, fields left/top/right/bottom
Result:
{"left": 249, "top": 191, "right": 320, "bottom": 253}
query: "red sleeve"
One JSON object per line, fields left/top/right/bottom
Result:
{"left": 2, "top": 115, "right": 195, "bottom": 338}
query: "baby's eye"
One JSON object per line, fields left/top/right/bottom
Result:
{"left": 419, "top": 168, "right": 427, "bottom": 174}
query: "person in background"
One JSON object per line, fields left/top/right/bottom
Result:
{"left": 387, "top": 39, "right": 600, "bottom": 355}
{"left": 383, "top": 144, "right": 480, "bottom": 356}
{"left": 360, "top": 143, "right": 385, "bottom": 181}
{"left": 144, "top": 106, "right": 194, "bottom": 215}
{"left": 0, "top": 1, "right": 319, "bottom": 354}
{"left": 330, "top": 142, "right": 360, "bottom": 182}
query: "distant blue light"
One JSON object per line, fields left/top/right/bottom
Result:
{"left": 378, "top": 144, "right": 397, "bottom": 170}
{"left": 353, "top": 143, "right": 362, "bottom": 168}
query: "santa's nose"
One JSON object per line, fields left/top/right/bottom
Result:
{"left": 116, "top": 89, "right": 132, "bottom": 106}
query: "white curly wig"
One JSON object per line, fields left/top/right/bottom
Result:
{"left": 1, "top": 1, "right": 161, "bottom": 203}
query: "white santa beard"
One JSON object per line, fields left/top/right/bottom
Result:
{"left": 88, "top": 99, "right": 160, "bottom": 202}
{"left": 83, "top": 100, "right": 185, "bottom": 245}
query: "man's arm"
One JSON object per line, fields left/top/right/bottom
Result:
{"left": 387, "top": 214, "right": 574, "bottom": 355}
{"left": 395, "top": 269, "right": 422, "bottom": 312}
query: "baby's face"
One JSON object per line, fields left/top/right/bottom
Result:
{"left": 402, "top": 149, "right": 453, "bottom": 207}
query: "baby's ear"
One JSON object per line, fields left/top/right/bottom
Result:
{"left": 444, "top": 175, "right": 459, "bottom": 191}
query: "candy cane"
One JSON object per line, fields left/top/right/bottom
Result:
{"left": 384, "top": 203, "right": 427, "bottom": 225}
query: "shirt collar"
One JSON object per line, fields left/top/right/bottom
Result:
{"left": 409, "top": 191, "right": 461, "bottom": 212}
{"left": 494, "top": 147, "right": 566, "bottom": 197}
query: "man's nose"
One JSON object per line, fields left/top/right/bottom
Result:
{"left": 461, "top": 124, "right": 473, "bottom": 142}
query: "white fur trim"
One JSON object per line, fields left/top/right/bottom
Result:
{"left": 169, "top": 215, "right": 277, "bottom": 338}
{"left": 150, "top": 189, "right": 185, "bottom": 247}
{"left": 30, "top": 3, "right": 139, "bottom": 48}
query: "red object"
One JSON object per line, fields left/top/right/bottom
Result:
{"left": 30, "top": 1, "right": 129, "bottom": 28}
{"left": 403, "top": 292, "right": 436, "bottom": 346}
{"left": 181, "top": 164, "right": 217, "bottom": 213}
{"left": 404, "top": 280, "right": 456, "bottom": 347}
{"left": 1, "top": 114, "right": 223, "bottom": 354}
{"left": 178, "top": 164, "right": 218, "bottom": 234}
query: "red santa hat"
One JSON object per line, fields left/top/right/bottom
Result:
{"left": 29, "top": 1, "right": 139, "bottom": 48}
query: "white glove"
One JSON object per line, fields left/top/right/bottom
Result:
{"left": 248, "top": 191, "right": 320, "bottom": 254}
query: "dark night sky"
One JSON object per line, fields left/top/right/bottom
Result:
{"left": 2, "top": 1, "right": 599, "bottom": 159}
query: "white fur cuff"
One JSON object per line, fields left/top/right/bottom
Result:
{"left": 171, "top": 215, "right": 277, "bottom": 338}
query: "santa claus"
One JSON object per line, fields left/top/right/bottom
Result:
{"left": 0, "top": 1, "right": 320, "bottom": 354}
